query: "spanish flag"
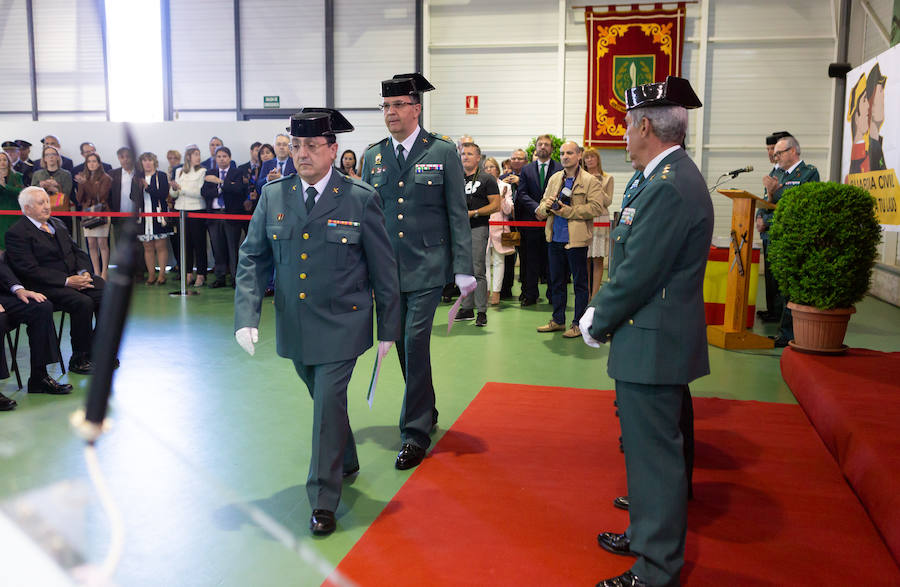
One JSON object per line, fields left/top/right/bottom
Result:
{"left": 703, "top": 246, "right": 760, "bottom": 329}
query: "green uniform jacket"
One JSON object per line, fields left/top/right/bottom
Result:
{"left": 361, "top": 128, "right": 473, "bottom": 292}
{"left": 234, "top": 171, "right": 401, "bottom": 365}
{"left": 587, "top": 148, "right": 714, "bottom": 385}
{"left": 757, "top": 161, "right": 819, "bottom": 239}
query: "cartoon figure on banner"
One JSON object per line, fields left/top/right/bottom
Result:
{"left": 867, "top": 63, "right": 888, "bottom": 171}
{"left": 848, "top": 72, "right": 870, "bottom": 175}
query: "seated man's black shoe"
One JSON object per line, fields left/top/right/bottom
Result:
{"left": 342, "top": 464, "right": 360, "bottom": 479}
{"left": 0, "top": 392, "right": 17, "bottom": 411}
{"left": 309, "top": 509, "right": 336, "bottom": 536}
{"left": 395, "top": 443, "right": 426, "bottom": 470}
{"left": 208, "top": 278, "right": 227, "bottom": 289}
{"left": 613, "top": 495, "right": 629, "bottom": 511}
{"left": 596, "top": 571, "right": 648, "bottom": 587}
{"left": 68, "top": 357, "right": 94, "bottom": 375}
{"left": 28, "top": 374, "right": 73, "bottom": 395}
{"left": 597, "top": 532, "right": 636, "bottom": 557}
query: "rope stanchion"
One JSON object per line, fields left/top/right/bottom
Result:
{"left": 171, "top": 210, "right": 197, "bottom": 297}
{"left": 489, "top": 220, "right": 611, "bottom": 227}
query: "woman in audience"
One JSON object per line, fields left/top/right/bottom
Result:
{"left": 483, "top": 157, "right": 515, "bottom": 306}
{"left": 339, "top": 149, "right": 360, "bottom": 178}
{"left": 136, "top": 152, "right": 172, "bottom": 285}
{"left": 258, "top": 143, "right": 276, "bottom": 165}
{"left": 31, "top": 146, "right": 74, "bottom": 232}
{"left": 582, "top": 147, "right": 614, "bottom": 298}
{"left": 170, "top": 146, "right": 207, "bottom": 287}
{"left": 0, "top": 152, "right": 25, "bottom": 248}
{"left": 74, "top": 153, "right": 113, "bottom": 280}
{"left": 166, "top": 149, "right": 182, "bottom": 180}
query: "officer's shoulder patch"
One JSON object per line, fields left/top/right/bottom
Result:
{"left": 430, "top": 132, "right": 454, "bottom": 145}
{"left": 365, "top": 139, "right": 385, "bottom": 152}
{"left": 343, "top": 174, "right": 376, "bottom": 193}
{"left": 805, "top": 163, "right": 818, "bottom": 172}
{"left": 266, "top": 174, "right": 295, "bottom": 187}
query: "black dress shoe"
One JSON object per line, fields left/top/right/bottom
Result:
{"left": 0, "top": 393, "right": 16, "bottom": 411}
{"left": 395, "top": 443, "right": 426, "bottom": 470}
{"left": 68, "top": 358, "right": 94, "bottom": 375}
{"left": 613, "top": 495, "right": 629, "bottom": 511}
{"left": 208, "top": 278, "right": 227, "bottom": 289}
{"left": 28, "top": 374, "right": 73, "bottom": 395}
{"left": 309, "top": 509, "right": 336, "bottom": 535}
{"left": 769, "top": 335, "right": 790, "bottom": 348}
{"left": 264, "top": 287, "right": 275, "bottom": 297}
{"left": 597, "top": 532, "right": 636, "bottom": 557}
{"left": 342, "top": 464, "right": 360, "bottom": 478}
{"left": 596, "top": 571, "right": 648, "bottom": 587}
{"left": 520, "top": 298, "right": 537, "bottom": 307}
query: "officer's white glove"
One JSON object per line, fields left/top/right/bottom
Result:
{"left": 235, "top": 327, "right": 259, "bottom": 356}
{"left": 579, "top": 307, "right": 602, "bottom": 348}
{"left": 455, "top": 274, "right": 477, "bottom": 297}
{"left": 377, "top": 340, "right": 394, "bottom": 359}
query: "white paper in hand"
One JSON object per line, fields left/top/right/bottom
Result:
{"left": 367, "top": 341, "right": 393, "bottom": 408}
{"left": 447, "top": 296, "right": 464, "bottom": 334}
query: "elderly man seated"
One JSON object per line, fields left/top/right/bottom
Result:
{"left": 0, "top": 253, "right": 72, "bottom": 410}
{"left": 5, "top": 186, "right": 105, "bottom": 375}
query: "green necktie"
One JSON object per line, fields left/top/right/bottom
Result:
{"left": 539, "top": 162, "right": 546, "bottom": 187}
{"left": 305, "top": 186, "right": 317, "bottom": 213}
{"left": 397, "top": 144, "right": 406, "bottom": 167}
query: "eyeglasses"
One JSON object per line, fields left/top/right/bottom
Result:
{"left": 379, "top": 101, "right": 415, "bottom": 112}
{"left": 290, "top": 140, "right": 329, "bottom": 153}
{"left": 773, "top": 148, "right": 792, "bottom": 157}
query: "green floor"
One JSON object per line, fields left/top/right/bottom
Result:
{"left": 1, "top": 277, "right": 898, "bottom": 585}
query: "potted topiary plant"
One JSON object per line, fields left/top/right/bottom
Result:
{"left": 768, "top": 181, "right": 882, "bottom": 353}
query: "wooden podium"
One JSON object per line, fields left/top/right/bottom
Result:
{"left": 707, "top": 189, "right": 775, "bottom": 350}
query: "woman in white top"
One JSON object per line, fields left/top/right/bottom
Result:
{"left": 170, "top": 146, "right": 208, "bottom": 287}
{"left": 582, "top": 148, "right": 614, "bottom": 299}
{"left": 483, "top": 157, "right": 515, "bottom": 306}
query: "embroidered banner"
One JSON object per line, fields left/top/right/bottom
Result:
{"left": 584, "top": 3, "right": 686, "bottom": 148}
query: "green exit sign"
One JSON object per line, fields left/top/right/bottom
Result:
{"left": 264, "top": 96, "right": 280, "bottom": 109}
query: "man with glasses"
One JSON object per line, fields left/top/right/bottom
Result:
{"left": 256, "top": 133, "right": 296, "bottom": 194}
{"left": 361, "top": 73, "right": 474, "bottom": 471}
{"left": 756, "top": 131, "right": 792, "bottom": 323}
{"left": 761, "top": 135, "right": 819, "bottom": 348}
{"left": 234, "top": 108, "right": 400, "bottom": 536}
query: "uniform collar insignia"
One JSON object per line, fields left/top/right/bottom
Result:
{"left": 423, "top": 137, "right": 428, "bottom": 143}
{"left": 333, "top": 187, "right": 339, "bottom": 193}
{"left": 291, "top": 185, "right": 297, "bottom": 191}
{"left": 276, "top": 213, "right": 284, "bottom": 221}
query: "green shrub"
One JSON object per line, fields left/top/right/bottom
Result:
{"left": 769, "top": 181, "right": 882, "bottom": 309}
{"left": 525, "top": 134, "right": 564, "bottom": 162}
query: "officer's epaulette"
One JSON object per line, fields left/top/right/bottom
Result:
{"left": 267, "top": 173, "right": 296, "bottom": 187}
{"left": 365, "top": 139, "right": 385, "bottom": 152}
{"left": 430, "top": 132, "right": 454, "bottom": 145}
{"left": 804, "top": 163, "right": 817, "bottom": 172}
{"left": 342, "top": 173, "right": 375, "bottom": 192}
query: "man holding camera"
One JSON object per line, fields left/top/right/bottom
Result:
{"left": 534, "top": 140, "right": 603, "bottom": 338}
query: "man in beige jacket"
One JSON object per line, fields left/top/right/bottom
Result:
{"left": 535, "top": 141, "right": 604, "bottom": 338}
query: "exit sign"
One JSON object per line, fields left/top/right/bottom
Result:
{"left": 264, "top": 96, "right": 280, "bottom": 109}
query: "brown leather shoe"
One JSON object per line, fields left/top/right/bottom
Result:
{"left": 537, "top": 320, "right": 565, "bottom": 333}
{"left": 562, "top": 324, "right": 581, "bottom": 338}
{"left": 489, "top": 292, "right": 500, "bottom": 305}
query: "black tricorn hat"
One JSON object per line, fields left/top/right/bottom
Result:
{"left": 1, "top": 141, "right": 18, "bottom": 149}
{"left": 765, "top": 131, "right": 793, "bottom": 145}
{"left": 286, "top": 108, "right": 354, "bottom": 137}
{"left": 865, "top": 63, "right": 887, "bottom": 98}
{"left": 15, "top": 140, "right": 32, "bottom": 148}
{"left": 381, "top": 73, "right": 435, "bottom": 98}
{"left": 625, "top": 76, "right": 702, "bottom": 110}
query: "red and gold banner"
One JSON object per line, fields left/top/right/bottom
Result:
{"left": 584, "top": 3, "right": 686, "bottom": 147}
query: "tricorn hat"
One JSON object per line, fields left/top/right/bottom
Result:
{"left": 766, "top": 131, "right": 792, "bottom": 146}
{"left": 15, "top": 140, "right": 32, "bottom": 148}
{"left": 287, "top": 108, "right": 354, "bottom": 137}
{"left": 1, "top": 141, "right": 18, "bottom": 149}
{"left": 381, "top": 73, "right": 435, "bottom": 98}
{"left": 625, "top": 76, "right": 702, "bottom": 110}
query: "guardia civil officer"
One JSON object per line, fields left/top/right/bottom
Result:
{"left": 579, "top": 77, "right": 714, "bottom": 587}
{"left": 361, "top": 73, "right": 475, "bottom": 470}
{"left": 234, "top": 108, "right": 400, "bottom": 536}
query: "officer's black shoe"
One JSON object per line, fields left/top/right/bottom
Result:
{"left": 455, "top": 309, "right": 475, "bottom": 321}
{"left": 208, "top": 278, "right": 227, "bottom": 289}
{"left": 395, "top": 443, "right": 426, "bottom": 470}
{"left": 597, "top": 532, "right": 636, "bottom": 557}
{"left": 613, "top": 496, "right": 630, "bottom": 511}
{"left": 0, "top": 392, "right": 17, "bottom": 411}
{"left": 28, "top": 374, "right": 73, "bottom": 395}
{"left": 342, "top": 464, "right": 360, "bottom": 479}
{"left": 68, "top": 357, "right": 94, "bottom": 375}
{"left": 309, "top": 509, "right": 336, "bottom": 536}
{"left": 769, "top": 335, "right": 791, "bottom": 348}
{"left": 596, "top": 571, "right": 647, "bottom": 587}
{"left": 264, "top": 287, "right": 275, "bottom": 297}
{"left": 475, "top": 312, "right": 487, "bottom": 327}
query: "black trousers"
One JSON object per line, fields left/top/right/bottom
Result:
{"left": 517, "top": 228, "right": 547, "bottom": 302}
{"left": 41, "top": 278, "right": 105, "bottom": 356}
{"left": 500, "top": 249, "right": 517, "bottom": 296}
{"left": 181, "top": 215, "right": 208, "bottom": 276}
{"left": 0, "top": 296, "right": 59, "bottom": 379}
{"left": 223, "top": 219, "right": 246, "bottom": 279}
{"left": 761, "top": 239, "right": 781, "bottom": 316}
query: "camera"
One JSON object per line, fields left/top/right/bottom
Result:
{"left": 551, "top": 187, "right": 572, "bottom": 210}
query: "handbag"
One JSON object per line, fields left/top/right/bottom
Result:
{"left": 500, "top": 230, "right": 520, "bottom": 247}
{"left": 82, "top": 204, "right": 108, "bottom": 229}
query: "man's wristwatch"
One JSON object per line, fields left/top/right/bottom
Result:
{"left": 473, "top": 211, "right": 479, "bottom": 218}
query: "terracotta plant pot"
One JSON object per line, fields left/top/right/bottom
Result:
{"left": 787, "top": 302, "right": 856, "bottom": 354}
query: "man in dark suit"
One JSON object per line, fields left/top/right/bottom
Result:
{"left": 5, "top": 187, "right": 105, "bottom": 375}
{"left": 201, "top": 136, "right": 224, "bottom": 170}
{"left": 0, "top": 253, "right": 72, "bottom": 408}
{"left": 580, "top": 76, "right": 712, "bottom": 587}
{"left": 235, "top": 108, "right": 400, "bottom": 536}
{"left": 361, "top": 73, "right": 475, "bottom": 470}
{"left": 255, "top": 133, "right": 296, "bottom": 194}
{"left": 237, "top": 141, "right": 262, "bottom": 211}
{"left": 201, "top": 146, "right": 245, "bottom": 288}
{"left": 515, "top": 134, "right": 562, "bottom": 306}
{"left": 71, "top": 142, "right": 114, "bottom": 177}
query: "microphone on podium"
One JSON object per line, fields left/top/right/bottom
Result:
{"left": 726, "top": 165, "right": 754, "bottom": 178}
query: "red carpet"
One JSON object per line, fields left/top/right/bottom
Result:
{"left": 328, "top": 383, "right": 900, "bottom": 586}
{"left": 782, "top": 347, "right": 900, "bottom": 567}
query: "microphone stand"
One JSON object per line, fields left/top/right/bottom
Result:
{"left": 708, "top": 172, "right": 737, "bottom": 193}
